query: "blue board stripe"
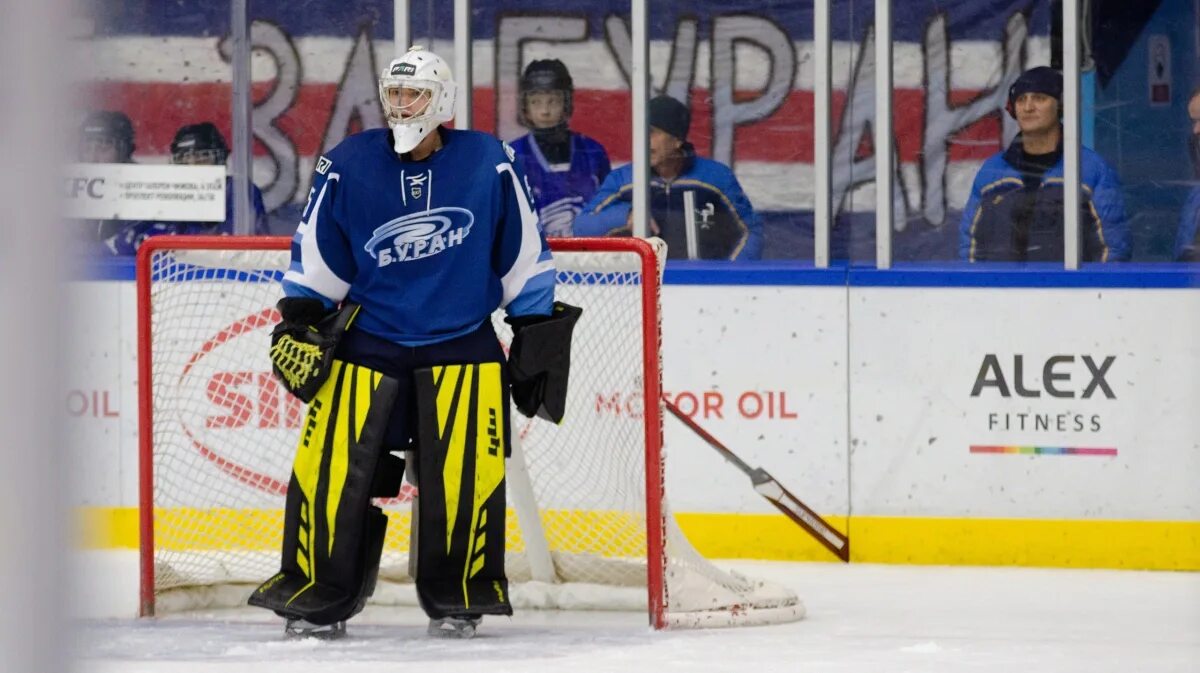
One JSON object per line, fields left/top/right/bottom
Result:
{"left": 86, "top": 257, "right": 1200, "bottom": 289}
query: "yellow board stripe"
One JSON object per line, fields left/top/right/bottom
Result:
{"left": 87, "top": 508, "right": 1200, "bottom": 571}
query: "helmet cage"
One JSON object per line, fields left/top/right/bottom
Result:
{"left": 378, "top": 78, "right": 446, "bottom": 128}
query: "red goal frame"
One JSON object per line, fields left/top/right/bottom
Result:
{"left": 135, "top": 235, "right": 668, "bottom": 627}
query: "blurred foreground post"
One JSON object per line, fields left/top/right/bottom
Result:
{"left": 0, "top": 1, "right": 69, "bottom": 672}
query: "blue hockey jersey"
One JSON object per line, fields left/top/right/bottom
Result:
{"left": 282, "top": 128, "right": 555, "bottom": 347}
{"left": 510, "top": 132, "right": 610, "bottom": 237}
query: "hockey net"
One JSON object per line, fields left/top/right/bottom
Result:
{"left": 136, "top": 235, "right": 803, "bottom": 629}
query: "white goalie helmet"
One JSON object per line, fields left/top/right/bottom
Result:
{"left": 378, "top": 46, "right": 457, "bottom": 154}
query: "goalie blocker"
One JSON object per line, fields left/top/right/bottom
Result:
{"left": 506, "top": 301, "right": 583, "bottom": 423}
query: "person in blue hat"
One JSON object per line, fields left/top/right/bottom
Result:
{"left": 574, "top": 95, "right": 764, "bottom": 260}
{"left": 958, "top": 66, "right": 1130, "bottom": 262}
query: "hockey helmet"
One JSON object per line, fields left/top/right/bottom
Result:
{"left": 378, "top": 46, "right": 457, "bottom": 155}
{"left": 79, "top": 110, "right": 135, "bottom": 163}
{"left": 519, "top": 59, "right": 573, "bottom": 128}
{"left": 170, "top": 122, "right": 229, "bottom": 165}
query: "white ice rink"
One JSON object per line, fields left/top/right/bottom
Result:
{"left": 72, "top": 552, "right": 1198, "bottom": 672}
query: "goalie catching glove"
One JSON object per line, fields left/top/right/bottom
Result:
{"left": 505, "top": 301, "right": 583, "bottom": 423}
{"left": 269, "top": 298, "right": 360, "bottom": 402}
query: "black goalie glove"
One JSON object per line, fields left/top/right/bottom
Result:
{"left": 269, "top": 298, "right": 360, "bottom": 403}
{"left": 506, "top": 301, "right": 583, "bottom": 423}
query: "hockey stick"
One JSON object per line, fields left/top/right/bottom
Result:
{"left": 663, "top": 398, "right": 850, "bottom": 562}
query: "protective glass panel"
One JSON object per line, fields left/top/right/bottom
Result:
{"left": 876, "top": 0, "right": 1086, "bottom": 264}
{"left": 493, "top": 4, "right": 631, "bottom": 248}
{"left": 642, "top": 1, "right": 812, "bottom": 262}
{"left": 73, "top": 2, "right": 236, "bottom": 257}
{"left": 1094, "top": 4, "right": 1197, "bottom": 262}
{"left": 244, "top": 3, "right": 397, "bottom": 235}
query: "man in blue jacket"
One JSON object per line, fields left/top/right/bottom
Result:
{"left": 1176, "top": 87, "right": 1200, "bottom": 262}
{"left": 959, "top": 67, "right": 1130, "bottom": 262}
{"left": 574, "top": 95, "right": 764, "bottom": 260}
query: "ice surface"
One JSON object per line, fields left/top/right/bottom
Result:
{"left": 72, "top": 551, "right": 1199, "bottom": 672}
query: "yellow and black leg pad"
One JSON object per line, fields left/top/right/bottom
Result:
{"left": 248, "top": 360, "right": 399, "bottom": 625}
{"left": 412, "top": 362, "right": 513, "bottom": 619}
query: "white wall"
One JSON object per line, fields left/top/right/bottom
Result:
{"left": 65, "top": 281, "right": 1200, "bottom": 522}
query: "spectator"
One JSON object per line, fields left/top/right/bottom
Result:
{"left": 73, "top": 110, "right": 154, "bottom": 255}
{"left": 510, "top": 59, "right": 610, "bottom": 238}
{"left": 574, "top": 95, "right": 764, "bottom": 261}
{"left": 959, "top": 67, "right": 1130, "bottom": 262}
{"left": 1175, "top": 88, "right": 1200, "bottom": 262}
{"left": 79, "top": 110, "right": 135, "bottom": 164}
{"left": 152, "top": 121, "right": 269, "bottom": 236}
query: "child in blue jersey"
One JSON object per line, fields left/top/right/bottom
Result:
{"left": 254, "top": 46, "right": 559, "bottom": 641}
{"left": 509, "top": 59, "right": 610, "bottom": 238}
{"left": 70, "top": 110, "right": 155, "bottom": 255}
{"left": 575, "top": 95, "right": 764, "bottom": 260}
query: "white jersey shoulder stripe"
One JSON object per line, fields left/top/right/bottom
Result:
{"left": 282, "top": 172, "right": 352, "bottom": 302}
{"left": 496, "top": 161, "right": 551, "bottom": 309}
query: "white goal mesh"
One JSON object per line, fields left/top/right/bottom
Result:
{"left": 137, "top": 236, "right": 803, "bottom": 628}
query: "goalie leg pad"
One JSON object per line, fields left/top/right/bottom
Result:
{"left": 249, "top": 360, "right": 399, "bottom": 625}
{"left": 411, "top": 362, "right": 513, "bottom": 620}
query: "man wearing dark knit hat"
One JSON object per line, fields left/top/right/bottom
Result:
{"left": 574, "top": 94, "right": 764, "bottom": 261}
{"left": 959, "top": 66, "right": 1130, "bottom": 262}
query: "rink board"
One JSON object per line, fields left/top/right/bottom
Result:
{"left": 65, "top": 274, "right": 1200, "bottom": 570}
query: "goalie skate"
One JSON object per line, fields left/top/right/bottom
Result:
{"left": 284, "top": 619, "right": 347, "bottom": 640}
{"left": 427, "top": 616, "right": 481, "bottom": 639}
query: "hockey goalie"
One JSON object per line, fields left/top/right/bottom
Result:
{"left": 246, "top": 45, "right": 581, "bottom": 640}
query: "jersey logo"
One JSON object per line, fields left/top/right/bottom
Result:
{"left": 407, "top": 172, "right": 428, "bottom": 200}
{"left": 502, "top": 141, "right": 516, "bottom": 162}
{"left": 315, "top": 156, "right": 331, "bottom": 175}
{"left": 364, "top": 207, "right": 475, "bottom": 267}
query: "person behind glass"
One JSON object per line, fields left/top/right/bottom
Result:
{"left": 958, "top": 67, "right": 1130, "bottom": 262}
{"left": 509, "top": 59, "right": 611, "bottom": 238}
{"left": 88, "top": 122, "right": 270, "bottom": 255}
{"left": 79, "top": 109, "right": 135, "bottom": 164}
{"left": 74, "top": 110, "right": 152, "bottom": 255}
{"left": 574, "top": 95, "right": 764, "bottom": 260}
{"left": 1175, "top": 87, "right": 1200, "bottom": 262}
{"left": 154, "top": 122, "right": 269, "bottom": 236}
